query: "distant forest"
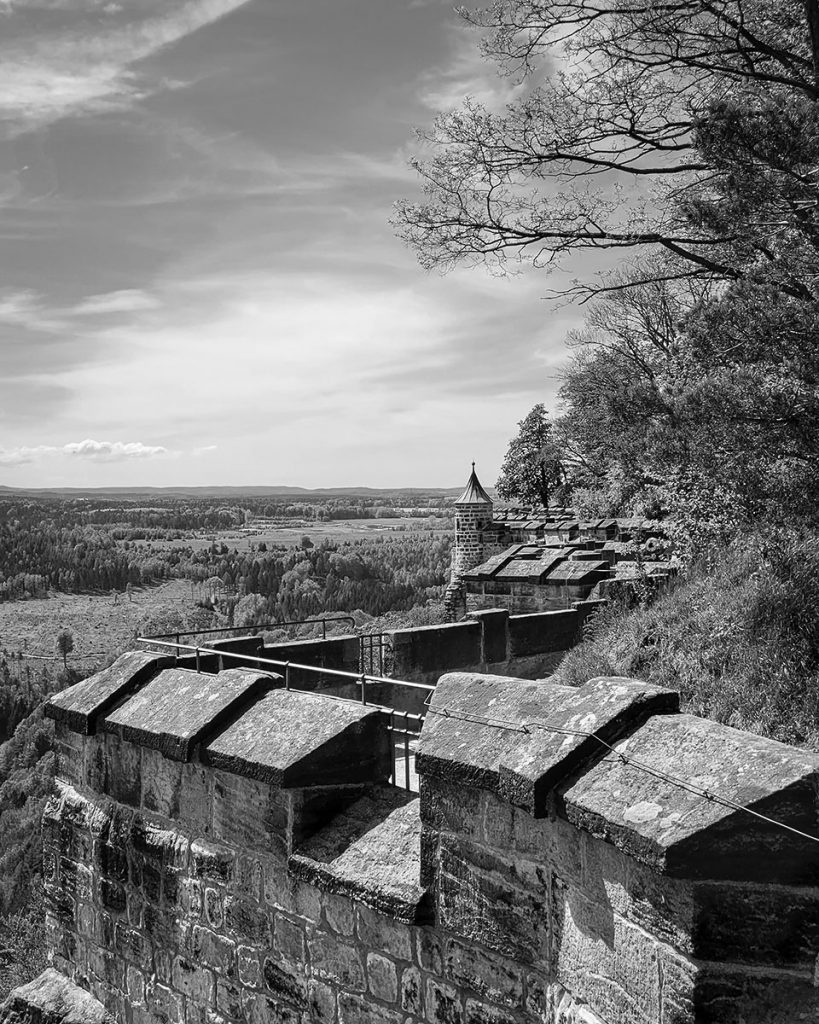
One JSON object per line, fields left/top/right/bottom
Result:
{"left": 0, "top": 497, "right": 452, "bottom": 617}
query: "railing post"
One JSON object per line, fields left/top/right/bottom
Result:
{"left": 360, "top": 673, "right": 367, "bottom": 705}
{"left": 404, "top": 710, "right": 411, "bottom": 791}
{"left": 195, "top": 647, "right": 201, "bottom": 674}
{"left": 322, "top": 620, "right": 326, "bottom": 640}
{"left": 285, "top": 662, "right": 291, "bottom": 691}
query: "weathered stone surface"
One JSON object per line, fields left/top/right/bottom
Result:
{"left": 564, "top": 713, "right": 819, "bottom": 881}
{"left": 0, "top": 969, "right": 114, "bottom": 1024}
{"left": 289, "top": 787, "right": 427, "bottom": 923}
{"left": 102, "top": 667, "right": 275, "bottom": 761}
{"left": 366, "top": 952, "right": 398, "bottom": 1003}
{"left": 45, "top": 652, "right": 170, "bottom": 735}
{"left": 418, "top": 673, "right": 677, "bottom": 816}
{"left": 203, "top": 689, "right": 389, "bottom": 787}
{"left": 437, "top": 834, "right": 548, "bottom": 965}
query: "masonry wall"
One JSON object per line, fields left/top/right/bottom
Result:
{"left": 45, "top": 724, "right": 608, "bottom": 1024}
{"left": 464, "top": 581, "right": 604, "bottom": 615}
{"left": 389, "top": 604, "right": 602, "bottom": 696}
{"left": 44, "top": 720, "right": 819, "bottom": 1024}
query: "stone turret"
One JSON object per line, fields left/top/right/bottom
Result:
{"left": 445, "top": 463, "right": 493, "bottom": 620}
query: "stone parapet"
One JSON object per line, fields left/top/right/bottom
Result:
{"left": 31, "top": 660, "right": 819, "bottom": 1024}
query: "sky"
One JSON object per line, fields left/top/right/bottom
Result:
{"left": 0, "top": 0, "right": 588, "bottom": 489}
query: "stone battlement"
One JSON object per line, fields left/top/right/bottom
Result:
{"left": 7, "top": 653, "right": 819, "bottom": 1024}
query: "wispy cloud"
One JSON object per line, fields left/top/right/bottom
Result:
{"left": 417, "top": 24, "right": 524, "bottom": 113}
{"left": 0, "top": 438, "right": 172, "bottom": 465}
{"left": 71, "top": 289, "right": 160, "bottom": 315}
{"left": 0, "top": 0, "right": 252, "bottom": 133}
{"left": 0, "top": 289, "right": 66, "bottom": 331}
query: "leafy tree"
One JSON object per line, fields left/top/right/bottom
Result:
{"left": 396, "top": 0, "right": 819, "bottom": 299}
{"left": 496, "top": 404, "right": 565, "bottom": 507}
{"left": 55, "top": 630, "right": 73, "bottom": 671}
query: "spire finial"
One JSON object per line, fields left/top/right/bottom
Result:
{"left": 471, "top": 460, "right": 475, "bottom": 471}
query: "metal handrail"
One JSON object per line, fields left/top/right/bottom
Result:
{"left": 135, "top": 633, "right": 427, "bottom": 791}
{"left": 136, "top": 636, "right": 435, "bottom": 693}
{"left": 147, "top": 614, "right": 356, "bottom": 643}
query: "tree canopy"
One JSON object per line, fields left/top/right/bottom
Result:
{"left": 398, "top": 0, "right": 819, "bottom": 545}
{"left": 496, "top": 404, "right": 565, "bottom": 507}
{"left": 396, "top": 0, "right": 819, "bottom": 299}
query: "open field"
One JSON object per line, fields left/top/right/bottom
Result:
{"left": 141, "top": 517, "right": 451, "bottom": 553}
{"left": 0, "top": 579, "right": 198, "bottom": 667}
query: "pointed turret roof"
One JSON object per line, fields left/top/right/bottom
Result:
{"left": 456, "top": 462, "right": 493, "bottom": 506}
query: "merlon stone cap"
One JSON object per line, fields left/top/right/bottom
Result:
{"left": 416, "top": 672, "right": 678, "bottom": 817}
{"left": 45, "top": 651, "right": 171, "bottom": 735}
{"left": 564, "top": 712, "right": 819, "bottom": 883}
{"left": 202, "top": 689, "right": 390, "bottom": 787}
{"left": 0, "top": 968, "right": 115, "bottom": 1024}
{"left": 102, "top": 666, "right": 278, "bottom": 761}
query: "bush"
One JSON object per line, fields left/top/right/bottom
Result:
{"left": 556, "top": 531, "right": 819, "bottom": 748}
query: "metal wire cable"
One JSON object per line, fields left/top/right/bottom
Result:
{"left": 424, "top": 704, "right": 819, "bottom": 846}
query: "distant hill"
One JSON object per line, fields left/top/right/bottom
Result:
{"left": 0, "top": 483, "right": 471, "bottom": 499}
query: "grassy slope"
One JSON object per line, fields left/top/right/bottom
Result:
{"left": 556, "top": 533, "right": 819, "bottom": 749}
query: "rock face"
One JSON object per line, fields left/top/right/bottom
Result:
{"left": 36, "top": 656, "right": 819, "bottom": 1024}
{"left": 0, "top": 969, "right": 114, "bottom": 1024}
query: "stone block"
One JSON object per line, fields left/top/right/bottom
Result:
{"left": 419, "top": 673, "right": 678, "bottom": 817}
{"left": 468, "top": 608, "right": 510, "bottom": 665}
{"left": 262, "top": 956, "right": 308, "bottom": 1009}
{"left": 308, "top": 980, "right": 337, "bottom": 1023}
{"left": 211, "top": 771, "right": 288, "bottom": 856}
{"left": 103, "top": 667, "right": 274, "bottom": 761}
{"left": 443, "top": 938, "right": 523, "bottom": 1008}
{"left": 564, "top": 713, "right": 819, "bottom": 883}
{"left": 401, "top": 965, "right": 423, "bottom": 1015}
{"left": 203, "top": 689, "right": 389, "bottom": 787}
{"left": 126, "top": 965, "right": 146, "bottom": 1007}
{"left": 337, "top": 992, "right": 404, "bottom": 1024}
{"left": 551, "top": 876, "right": 660, "bottom": 1024}
{"left": 171, "top": 957, "right": 215, "bottom": 1004}
{"left": 147, "top": 983, "right": 184, "bottom": 1024}
{"left": 290, "top": 789, "right": 426, "bottom": 924}
{"left": 236, "top": 855, "right": 264, "bottom": 902}
{"left": 416, "top": 929, "right": 443, "bottom": 973}
{"left": 190, "top": 838, "right": 235, "bottom": 884}
{"left": 224, "top": 895, "right": 271, "bottom": 946}
{"left": 190, "top": 925, "right": 237, "bottom": 977}
{"left": 242, "top": 991, "right": 303, "bottom": 1024}
{"left": 366, "top": 952, "right": 398, "bottom": 1003}
{"left": 508, "top": 609, "right": 579, "bottom": 658}
{"left": 437, "top": 835, "right": 548, "bottom": 965}
{"left": 141, "top": 747, "right": 184, "bottom": 818}
{"left": 323, "top": 892, "right": 355, "bottom": 936}
{"left": 426, "top": 979, "right": 463, "bottom": 1024}
{"left": 204, "top": 887, "right": 224, "bottom": 930}
{"left": 237, "top": 946, "right": 263, "bottom": 990}
{"left": 356, "top": 904, "right": 412, "bottom": 962}
{"left": 45, "top": 652, "right": 170, "bottom": 734}
{"left": 463, "top": 1001, "right": 519, "bottom": 1024}
{"left": 215, "top": 978, "right": 244, "bottom": 1019}
{"left": 309, "top": 931, "right": 365, "bottom": 992}
{"left": 391, "top": 622, "right": 481, "bottom": 677}
{"left": 0, "top": 969, "right": 115, "bottom": 1024}
{"left": 420, "top": 777, "right": 482, "bottom": 838}
{"left": 274, "top": 915, "right": 307, "bottom": 963}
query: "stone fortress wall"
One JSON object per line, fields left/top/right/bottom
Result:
{"left": 5, "top": 646, "right": 819, "bottom": 1024}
